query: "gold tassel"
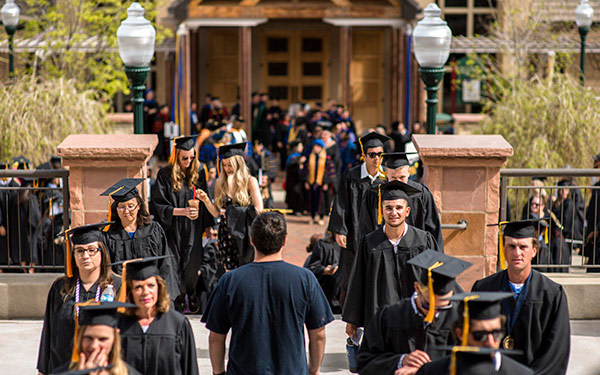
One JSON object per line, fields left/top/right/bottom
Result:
{"left": 117, "top": 258, "right": 142, "bottom": 313}
{"left": 425, "top": 261, "right": 444, "bottom": 323}
{"left": 498, "top": 221, "right": 508, "bottom": 270}
{"left": 103, "top": 186, "right": 124, "bottom": 232}
{"left": 461, "top": 295, "right": 480, "bottom": 346}
{"left": 71, "top": 300, "right": 101, "bottom": 363}
{"left": 203, "top": 163, "right": 209, "bottom": 183}
{"left": 450, "top": 346, "right": 479, "bottom": 375}
{"left": 377, "top": 156, "right": 387, "bottom": 178}
{"left": 65, "top": 229, "right": 73, "bottom": 278}
{"left": 544, "top": 226, "right": 549, "bottom": 245}
{"left": 377, "top": 184, "right": 382, "bottom": 225}
{"left": 358, "top": 138, "right": 365, "bottom": 161}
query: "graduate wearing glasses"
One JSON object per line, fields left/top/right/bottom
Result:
{"left": 38, "top": 223, "right": 121, "bottom": 375}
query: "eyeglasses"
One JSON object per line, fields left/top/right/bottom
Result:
{"left": 471, "top": 329, "right": 505, "bottom": 342}
{"left": 74, "top": 248, "right": 102, "bottom": 257}
{"left": 117, "top": 205, "right": 138, "bottom": 212}
{"left": 367, "top": 152, "right": 383, "bottom": 159}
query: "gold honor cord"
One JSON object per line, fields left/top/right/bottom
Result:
{"left": 424, "top": 261, "right": 444, "bottom": 323}
{"left": 71, "top": 300, "right": 102, "bottom": 362}
{"left": 460, "top": 295, "right": 480, "bottom": 346}
{"left": 450, "top": 346, "right": 480, "bottom": 375}
{"left": 117, "top": 258, "right": 143, "bottom": 313}
{"left": 498, "top": 221, "right": 509, "bottom": 270}
{"left": 104, "top": 186, "right": 125, "bottom": 232}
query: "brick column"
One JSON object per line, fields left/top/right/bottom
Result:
{"left": 413, "top": 135, "right": 513, "bottom": 290}
{"left": 57, "top": 134, "right": 158, "bottom": 227}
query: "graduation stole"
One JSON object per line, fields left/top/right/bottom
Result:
{"left": 71, "top": 300, "right": 102, "bottom": 363}
{"left": 308, "top": 151, "right": 326, "bottom": 186}
{"left": 287, "top": 125, "right": 299, "bottom": 144}
{"left": 497, "top": 221, "right": 509, "bottom": 270}
{"left": 460, "top": 295, "right": 480, "bottom": 346}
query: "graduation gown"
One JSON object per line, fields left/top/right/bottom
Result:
{"left": 102, "top": 221, "right": 180, "bottom": 297}
{"left": 359, "top": 179, "right": 444, "bottom": 252}
{"left": 37, "top": 276, "right": 122, "bottom": 374}
{"left": 0, "top": 179, "right": 17, "bottom": 265}
{"left": 328, "top": 164, "right": 382, "bottom": 290}
{"left": 285, "top": 153, "right": 308, "bottom": 212}
{"left": 471, "top": 270, "right": 570, "bottom": 375}
{"left": 8, "top": 189, "right": 41, "bottom": 264}
{"left": 151, "top": 165, "right": 215, "bottom": 295}
{"left": 357, "top": 298, "right": 459, "bottom": 375}
{"left": 342, "top": 226, "right": 439, "bottom": 328}
{"left": 223, "top": 203, "right": 258, "bottom": 265}
{"left": 304, "top": 239, "right": 341, "bottom": 311}
{"left": 416, "top": 353, "right": 534, "bottom": 375}
{"left": 119, "top": 309, "right": 199, "bottom": 375}
{"left": 184, "top": 238, "right": 219, "bottom": 310}
{"left": 51, "top": 361, "right": 141, "bottom": 375}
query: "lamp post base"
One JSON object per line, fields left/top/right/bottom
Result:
{"left": 125, "top": 66, "right": 150, "bottom": 135}
{"left": 419, "top": 67, "right": 445, "bottom": 135}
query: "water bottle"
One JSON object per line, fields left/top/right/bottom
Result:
{"left": 100, "top": 284, "right": 114, "bottom": 302}
{"left": 346, "top": 337, "right": 359, "bottom": 373}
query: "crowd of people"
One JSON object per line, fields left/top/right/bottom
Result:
{"left": 2, "top": 93, "right": 595, "bottom": 374}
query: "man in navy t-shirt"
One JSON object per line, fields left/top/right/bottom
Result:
{"left": 202, "top": 212, "right": 334, "bottom": 375}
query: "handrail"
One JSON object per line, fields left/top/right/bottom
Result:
{"left": 441, "top": 219, "right": 468, "bottom": 231}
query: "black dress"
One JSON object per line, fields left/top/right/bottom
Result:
{"left": 102, "top": 221, "right": 180, "bottom": 297}
{"left": 471, "top": 270, "right": 570, "bottom": 375}
{"left": 342, "top": 226, "right": 440, "bottom": 328}
{"left": 37, "top": 277, "right": 121, "bottom": 374}
{"left": 357, "top": 298, "right": 459, "bottom": 375}
{"left": 151, "top": 165, "right": 215, "bottom": 296}
{"left": 217, "top": 195, "right": 257, "bottom": 269}
{"left": 119, "top": 309, "right": 199, "bottom": 375}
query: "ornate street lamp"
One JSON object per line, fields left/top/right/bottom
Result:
{"left": 117, "top": 2, "right": 155, "bottom": 134}
{"left": 413, "top": 3, "right": 452, "bottom": 134}
{"left": 575, "top": 0, "right": 594, "bottom": 86}
{"left": 1, "top": 0, "right": 19, "bottom": 78}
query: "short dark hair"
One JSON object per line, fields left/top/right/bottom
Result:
{"left": 250, "top": 212, "right": 287, "bottom": 255}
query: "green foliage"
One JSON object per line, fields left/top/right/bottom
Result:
{"left": 15, "top": 0, "right": 171, "bottom": 99}
{"left": 0, "top": 77, "right": 113, "bottom": 165}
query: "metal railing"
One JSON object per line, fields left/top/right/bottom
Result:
{"left": 0, "top": 169, "right": 70, "bottom": 271}
{"left": 500, "top": 169, "right": 600, "bottom": 272}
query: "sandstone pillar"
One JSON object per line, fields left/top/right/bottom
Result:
{"left": 57, "top": 134, "right": 158, "bottom": 227}
{"left": 413, "top": 135, "right": 513, "bottom": 289}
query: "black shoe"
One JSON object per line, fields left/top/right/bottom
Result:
{"left": 174, "top": 295, "right": 186, "bottom": 313}
{"left": 188, "top": 295, "right": 200, "bottom": 314}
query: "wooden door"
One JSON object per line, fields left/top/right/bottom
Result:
{"left": 262, "top": 31, "right": 329, "bottom": 109}
{"left": 351, "top": 29, "right": 383, "bottom": 132}
{"left": 206, "top": 29, "right": 239, "bottom": 110}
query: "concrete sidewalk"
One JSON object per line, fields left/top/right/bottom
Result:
{"left": 2, "top": 317, "right": 600, "bottom": 375}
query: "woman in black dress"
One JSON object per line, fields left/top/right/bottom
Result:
{"left": 37, "top": 222, "right": 120, "bottom": 375}
{"left": 198, "top": 142, "right": 263, "bottom": 270}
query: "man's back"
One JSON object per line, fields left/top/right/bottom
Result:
{"left": 202, "top": 260, "right": 334, "bottom": 375}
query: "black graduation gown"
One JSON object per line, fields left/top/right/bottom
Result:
{"left": 184, "top": 238, "right": 219, "bottom": 310}
{"left": 8, "top": 189, "right": 41, "bottom": 264}
{"left": 471, "top": 270, "right": 570, "bottom": 375}
{"left": 37, "top": 276, "right": 122, "bottom": 374}
{"left": 51, "top": 361, "right": 141, "bottom": 375}
{"left": 416, "top": 353, "right": 534, "bottom": 375}
{"left": 119, "top": 309, "right": 199, "bottom": 375}
{"left": 552, "top": 195, "right": 585, "bottom": 241}
{"left": 328, "top": 164, "right": 382, "bottom": 291}
{"left": 550, "top": 236, "right": 570, "bottom": 273}
{"left": 151, "top": 165, "right": 215, "bottom": 295}
{"left": 342, "top": 226, "right": 439, "bottom": 328}
{"left": 223, "top": 204, "right": 258, "bottom": 265}
{"left": 359, "top": 180, "right": 444, "bottom": 252}
{"left": 304, "top": 239, "right": 341, "bottom": 311}
{"left": 285, "top": 154, "right": 308, "bottom": 212}
{"left": 357, "top": 298, "right": 459, "bottom": 375}
{"left": 102, "top": 221, "right": 180, "bottom": 297}
{"left": 0, "top": 179, "right": 17, "bottom": 265}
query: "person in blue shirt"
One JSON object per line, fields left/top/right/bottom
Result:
{"left": 202, "top": 212, "right": 334, "bottom": 375}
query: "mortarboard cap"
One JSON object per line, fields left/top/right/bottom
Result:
{"left": 488, "top": 218, "right": 544, "bottom": 270}
{"left": 372, "top": 180, "right": 420, "bottom": 225}
{"left": 61, "top": 222, "right": 114, "bottom": 278}
{"left": 11, "top": 156, "right": 31, "bottom": 170}
{"left": 50, "top": 365, "right": 114, "bottom": 375}
{"left": 408, "top": 250, "right": 472, "bottom": 323}
{"left": 77, "top": 301, "right": 136, "bottom": 327}
{"left": 100, "top": 178, "right": 144, "bottom": 203}
{"left": 174, "top": 135, "right": 197, "bottom": 151}
{"left": 356, "top": 132, "right": 390, "bottom": 154}
{"left": 431, "top": 346, "right": 525, "bottom": 375}
{"left": 109, "top": 255, "right": 173, "bottom": 306}
{"left": 531, "top": 176, "right": 547, "bottom": 182}
{"left": 381, "top": 152, "right": 418, "bottom": 169}
{"left": 219, "top": 142, "right": 247, "bottom": 159}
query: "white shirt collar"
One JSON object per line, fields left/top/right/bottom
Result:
{"left": 383, "top": 223, "right": 409, "bottom": 253}
{"left": 360, "top": 162, "right": 383, "bottom": 183}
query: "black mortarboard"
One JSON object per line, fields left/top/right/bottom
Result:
{"left": 531, "top": 176, "right": 547, "bottom": 182}
{"left": 430, "top": 346, "right": 524, "bottom": 375}
{"left": 375, "top": 180, "right": 421, "bottom": 202}
{"left": 356, "top": 132, "right": 390, "bottom": 154}
{"left": 488, "top": 218, "right": 544, "bottom": 270}
{"left": 109, "top": 255, "right": 171, "bottom": 281}
{"left": 219, "top": 142, "right": 247, "bottom": 159}
{"left": 100, "top": 178, "right": 144, "bottom": 203}
{"left": 51, "top": 365, "right": 115, "bottom": 375}
{"left": 77, "top": 301, "right": 136, "bottom": 327}
{"left": 0, "top": 162, "right": 8, "bottom": 169}
{"left": 62, "top": 222, "right": 114, "bottom": 278}
{"left": 174, "top": 135, "right": 197, "bottom": 151}
{"left": 408, "top": 250, "right": 472, "bottom": 323}
{"left": 11, "top": 156, "right": 31, "bottom": 170}
{"left": 381, "top": 152, "right": 418, "bottom": 169}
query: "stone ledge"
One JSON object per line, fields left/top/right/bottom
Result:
{"left": 0, "top": 274, "right": 60, "bottom": 319}
{"left": 107, "top": 112, "right": 133, "bottom": 124}
{"left": 413, "top": 135, "right": 514, "bottom": 159}
{"left": 546, "top": 273, "right": 600, "bottom": 320}
{"left": 57, "top": 134, "right": 158, "bottom": 160}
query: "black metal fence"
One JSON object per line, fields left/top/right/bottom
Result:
{"left": 0, "top": 169, "right": 70, "bottom": 272}
{"left": 500, "top": 169, "right": 600, "bottom": 272}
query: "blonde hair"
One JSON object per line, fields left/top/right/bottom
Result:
{"left": 214, "top": 155, "right": 252, "bottom": 210}
{"left": 122, "top": 275, "right": 171, "bottom": 317}
{"left": 170, "top": 148, "right": 200, "bottom": 192}
{"left": 69, "top": 326, "right": 128, "bottom": 375}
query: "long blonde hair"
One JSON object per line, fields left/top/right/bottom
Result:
{"left": 214, "top": 155, "right": 251, "bottom": 210}
{"left": 170, "top": 148, "right": 200, "bottom": 192}
{"left": 69, "top": 326, "right": 128, "bottom": 375}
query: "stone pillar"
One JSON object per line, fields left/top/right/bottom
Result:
{"left": 57, "top": 134, "right": 158, "bottom": 227}
{"left": 413, "top": 135, "right": 513, "bottom": 290}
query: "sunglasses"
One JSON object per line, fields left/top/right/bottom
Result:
{"left": 471, "top": 329, "right": 505, "bottom": 342}
{"left": 367, "top": 152, "right": 383, "bottom": 159}
{"left": 180, "top": 156, "right": 194, "bottom": 161}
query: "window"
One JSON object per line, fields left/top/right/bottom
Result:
{"left": 302, "top": 38, "right": 322, "bottom": 52}
{"left": 302, "top": 85, "right": 322, "bottom": 100}
{"left": 446, "top": 14, "right": 468, "bottom": 36}
{"left": 268, "top": 62, "right": 288, "bottom": 76}
{"left": 268, "top": 86, "right": 288, "bottom": 100}
{"left": 267, "top": 38, "right": 288, "bottom": 53}
{"left": 302, "top": 62, "right": 322, "bottom": 76}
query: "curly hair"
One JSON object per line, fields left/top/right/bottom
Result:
{"left": 170, "top": 148, "right": 200, "bottom": 192}
{"left": 121, "top": 275, "right": 171, "bottom": 317}
{"left": 61, "top": 242, "right": 114, "bottom": 301}
{"left": 69, "top": 326, "right": 128, "bottom": 375}
{"left": 214, "top": 155, "right": 252, "bottom": 210}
